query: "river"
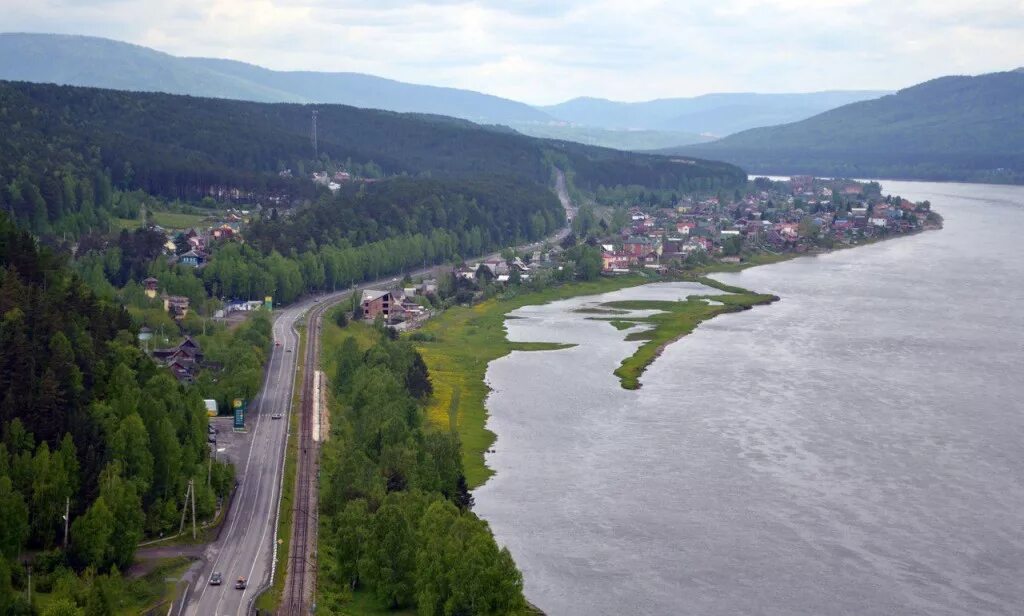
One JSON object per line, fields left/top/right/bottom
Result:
{"left": 473, "top": 180, "right": 1024, "bottom": 615}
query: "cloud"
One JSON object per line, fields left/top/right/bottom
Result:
{"left": 1, "top": 0, "right": 1022, "bottom": 104}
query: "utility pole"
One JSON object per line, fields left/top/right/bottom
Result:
{"left": 179, "top": 479, "right": 197, "bottom": 538}
{"left": 179, "top": 480, "right": 190, "bottom": 535}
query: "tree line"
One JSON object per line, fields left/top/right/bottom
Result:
{"left": 318, "top": 325, "right": 524, "bottom": 614}
{"left": 0, "top": 213, "right": 232, "bottom": 614}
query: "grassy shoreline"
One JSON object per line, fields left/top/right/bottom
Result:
{"left": 411, "top": 258, "right": 794, "bottom": 488}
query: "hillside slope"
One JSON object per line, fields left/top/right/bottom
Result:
{"left": 0, "top": 80, "right": 745, "bottom": 237}
{"left": 667, "top": 71, "right": 1024, "bottom": 183}
{"left": 0, "top": 32, "right": 552, "bottom": 124}
{"left": 541, "top": 91, "right": 888, "bottom": 136}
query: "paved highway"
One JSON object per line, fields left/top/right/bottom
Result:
{"left": 180, "top": 294, "right": 341, "bottom": 616}
{"left": 175, "top": 177, "right": 574, "bottom": 615}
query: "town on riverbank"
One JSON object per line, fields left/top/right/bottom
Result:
{"left": 346, "top": 176, "right": 942, "bottom": 332}
{"left": 315, "top": 176, "right": 945, "bottom": 497}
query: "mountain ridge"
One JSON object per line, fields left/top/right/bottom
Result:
{"left": 539, "top": 90, "right": 890, "bottom": 136}
{"left": 664, "top": 70, "right": 1024, "bottom": 184}
{"left": 1, "top": 32, "right": 893, "bottom": 149}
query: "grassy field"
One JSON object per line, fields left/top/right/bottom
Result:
{"left": 113, "top": 216, "right": 143, "bottom": 230}
{"left": 600, "top": 289, "right": 778, "bottom": 390}
{"left": 150, "top": 210, "right": 212, "bottom": 229}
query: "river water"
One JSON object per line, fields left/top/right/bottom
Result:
{"left": 474, "top": 181, "right": 1024, "bottom": 615}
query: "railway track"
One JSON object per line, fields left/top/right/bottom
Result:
{"left": 281, "top": 298, "right": 333, "bottom": 615}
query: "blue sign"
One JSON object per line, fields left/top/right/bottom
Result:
{"left": 233, "top": 398, "right": 246, "bottom": 429}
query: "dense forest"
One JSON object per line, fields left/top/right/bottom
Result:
{"left": 669, "top": 70, "right": 1024, "bottom": 184}
{"left": 0, "top": 213, "right": 232, "bottom": 613}
{"left": 248, "top": 176, "right": 564, "bottom": 254}
{"left": 319, "top": 325, "right": 523, "bottom": 614}
{"left": 0, "top": 80, "right": 745, "bottom": 239}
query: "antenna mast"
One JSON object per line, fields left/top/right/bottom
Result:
{"left": 311, "top": 109, "right": 319, "bottom": 157}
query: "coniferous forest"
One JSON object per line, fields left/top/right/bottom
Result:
{"left": 0, "top": 213, "right": 235, "bottom": 613}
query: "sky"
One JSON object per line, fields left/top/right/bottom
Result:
{"left": 2, "top": 0, "right": 1023, "bottom": 105}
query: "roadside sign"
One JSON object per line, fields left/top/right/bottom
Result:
{"left": 233, "top": 398, "right": 246, "bottom": 430}
{"left": 264, "top": 296, "right": 273, "bottom": 311}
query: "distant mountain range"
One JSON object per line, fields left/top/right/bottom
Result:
{"left": 665, "top": 70, "right": 1024, "bottom": 183}
{"left": 0, "top": 32, "right": 551, "bottom": 123}
{"left": 0, "top": 32, "right": 885, "bottom": 151}
{"left": 539, "top": 91, "right": 889, "bottom": 137}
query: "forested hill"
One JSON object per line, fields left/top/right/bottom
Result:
{"left": 0, "top": 212, "right": 234, "bottom": 601}
{"left": 0, "top": 79, "right": 744, "bottom": 237}
{"left": 665, "top": 70, "right": 1024, "bottom": 184}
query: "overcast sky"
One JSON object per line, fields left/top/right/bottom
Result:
{"left": 3, "top": 0, "right": 1023, "bottom": 105}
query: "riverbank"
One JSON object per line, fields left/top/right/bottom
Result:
{"left": 413, "top": 258, "right": 791, "bottom": 488}
{"left": 413, "top": 228, "right": 949, "bottom": 487}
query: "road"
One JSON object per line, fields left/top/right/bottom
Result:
{"left": 179, "top": 295, "right": 338, "bottom": 616}
{"left": 174, "top": 171, "right": 575, "bottom": 615}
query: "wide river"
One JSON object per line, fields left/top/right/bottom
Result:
{"left": 474, "top": 180, "right": 1024, "bottom": 615}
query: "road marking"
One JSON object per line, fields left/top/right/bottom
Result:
{"left": 190, "top": 316, "right": 287, "bottom": 615}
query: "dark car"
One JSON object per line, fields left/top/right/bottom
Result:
{"left": 235, "top": 577, "right": 247, "bottom": 590}
{"left": 210, "top": 572, "right": 223, "bottom": 586}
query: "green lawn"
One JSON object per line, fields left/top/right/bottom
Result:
{"left": 150, "top": 210, "right": 212, "bottom": 229}
{"left": 113, "top": 216, "right": 143, "bottom": 230}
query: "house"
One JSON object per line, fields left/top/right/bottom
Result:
{"left": 869, "top": 217, "right": 888, "bottom": 227}
{"left": 361, "top": 289, "right": 403, "bottom": 321}
{"left": 676, "top": 221, "right": 695, "bottom": 235}
{"left": 162, "top": 294, "right": 190, "bottom": 319}
{"left": 143, "top": 277, "right": 159, "bottom": 299}
{"left": 178, "top": 249, "right": 204, "bottom": 268}
{"left": 602, "top": 251, "right": 633, "bottom": 271}
{"left": 211, "top": 224, "right": 236, "bottom": 240}
{"left": 623, "top": 236, "right": 660, "bottom": 257}
{"left": 419, "top": 279, "right": 439, "bottom": 295}
{"left": 152, "top": 337, "right": 205, "bottom": 383}
{"left": 454, "top": 265, "right": 477, "bottom": 282}
{"left": 480, "top": 260, "right": 510, "bottom": 277}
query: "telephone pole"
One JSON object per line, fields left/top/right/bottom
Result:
{"left": 179, "top": 479, "right": 197, "bottom": 539}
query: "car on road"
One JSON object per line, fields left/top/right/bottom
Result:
{"left": 271, "top": 413, "right": 283, "bottom": 420}
{"left": 275, "top": 341, "right": 281, "bottom": 346}
{"left": 207, "top": 434, "right": 217, "bottom": 443}
{"left": 209, "top": 572, "right": 222, "bottom": 586}
{"left": 207, "top": 425, "right": 217, "bottom": 435}
{"left": 286, "top": 348, "right": 292, "bottom": 352}
{"left": 235, "top": 577, "right": 247, "bottom": 590}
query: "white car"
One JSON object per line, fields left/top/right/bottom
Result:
{"left": 271, "top": 413, "right": 283, "bottom": 420}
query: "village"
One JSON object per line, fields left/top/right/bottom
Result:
{"left": 135, "top": 175, "right": 943, "bottom": 383}
{"left": 596, "top": 175, "right": 942, "bottom": 274}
